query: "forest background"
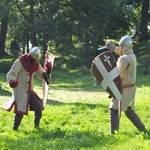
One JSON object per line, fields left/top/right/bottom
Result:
{"left": 0, "top": 0, "right": 150, "bottom": 69}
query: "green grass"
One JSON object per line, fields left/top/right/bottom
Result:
{"left": 0, "top": 57, "right": 150, "bottom": 149}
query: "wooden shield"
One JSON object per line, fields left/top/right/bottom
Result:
{"left": 92, "top": 51, "right": 122, "bottom": 100}
{"left": 42, "top": 51, "right": 54, "bottom": 108}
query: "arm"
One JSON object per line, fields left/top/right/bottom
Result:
{"left": 35, "top": 62, "right": 52, "bottom": 85}
{"left": 117, "top": 56, "right": 129, "bottom": 75}
{"left": 105, "top": 41, "right": 122, "bottom": 56}
{"left": 7, "top": 59, "right": 21, "bottom": 88}
{"left": 42, "top": 61, "right": 52, "bottom": 85}
{"left": 35, "top": 64, "right": 45, "bottom": 79}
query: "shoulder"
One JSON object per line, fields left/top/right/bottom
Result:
{"left": 118, "top": 55, "right": 128, "bottom": 62}
{"left": 119, "top": 54, "right": 135, "bottom": 61}
{"left": 118, "top": 54, "right": 136, "bottom": 67}
{"left": 117, "top": 55, "right": 130, "bottom": 66}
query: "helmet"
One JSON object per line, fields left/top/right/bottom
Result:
{"left": 119, "top": 36, "right": 133, "bottom": 49}
{"left": 29, "top": 47, "right": 41, "bottom": 61}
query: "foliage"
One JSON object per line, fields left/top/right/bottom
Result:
{"left": 0, "top": 0, "right": 149, "bottom": 68}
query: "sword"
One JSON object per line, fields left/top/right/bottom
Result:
{"left": 97, "top": 46, "right": 107, "bottom": 51}
{"left": 118, "top": 100, "right": 121, "bottom": 119}
{"left": 0, "top": 82, "right": 8, "bottom": 87}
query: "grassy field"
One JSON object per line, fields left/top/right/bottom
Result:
{"left": 0, "top": 57, "right": 150, "bottom": 149}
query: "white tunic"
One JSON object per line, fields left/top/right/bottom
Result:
{"left": 109, "top": 48, "right": 136, "bottom": 111}
{"left": 6, "top": 59, "right": 44, "bottom": 115}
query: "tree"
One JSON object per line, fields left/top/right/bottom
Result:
{"left": 16, "top": 0, "right": 38, "bottom": 47}
{"left": 0, "top": 17, "right": 8, "bottom": 56}
{"left": 139, "top": 0, "right": 150, "bottom": 41}
{"left": 1, "top": 0, "right": 149, "bottom": 68}
{"left": 0, "top": 0, "right": 12, "bottom": 56}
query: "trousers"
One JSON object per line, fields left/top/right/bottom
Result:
{"left": 13, "top": 94, "right": 42, "bottom": 130}
{"left": 110, "top": 107, "right": 146, "bottom": 134}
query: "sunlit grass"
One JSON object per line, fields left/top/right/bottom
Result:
{"left": 0, "top": 60, "right": 150, "bottom": 149}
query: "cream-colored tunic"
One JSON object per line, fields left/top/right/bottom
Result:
{"left": 109, "top": 48, "right": 136, "bottom": 111}
{"left": 6, "top": 59, "right": 44, "bottom": 115}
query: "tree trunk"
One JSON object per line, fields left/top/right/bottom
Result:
{"left": 83, "top": 34, "right": 91, "bottom": 68}
{"left": 42, "top": 15, "right": 48, "bottom": 65}
{"left": 0, "top": 17, "right": 8, "bottom": 56}
{"left": 16, "top": 0, "right": 37, "bottom": 48}
{"left": 26, "top": 28, "right": 30, "bottom": 53}
{"left": 139, "top": 0, "right": 150, "bottom": 41}
{"left": 29, "top": 0, "right": 37, "bottom": 47}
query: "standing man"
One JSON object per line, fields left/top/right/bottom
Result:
{"left": 10, "top": 39, "right": 20, "bottom": 60}
{"left": 106, "top": 36, "right": 146, "bottom": 134}
{"left": 3, "top": 47, "right": 53, "bottom": 130}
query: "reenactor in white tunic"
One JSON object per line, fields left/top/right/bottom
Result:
{"left": 106, "top": 36, "right": 146, "bottom": 134}
{"left": 4, "top": 47, "right": 52, "bottom": 130}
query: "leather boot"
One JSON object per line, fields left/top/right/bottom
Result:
{"left": 13, "top": 123, "right": 19, "bottom": 130}
{"left": 110, "top": 109, "right": 119, "bottom": 134}
{"left": 34, "top": 111, "right": 42, "bottom": 129}
{"left": 13, "top": 114, "right": 23, "bottom": 130}
{"left": 34, "top": 119, "right": 40, "bottom": 128}
{"left": 125, "top": 107, "right": 146, "bottom": 133}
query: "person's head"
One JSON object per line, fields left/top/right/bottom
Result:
{"left": 119, "top": 36, "right": 133, "bottom": 52}
{"left": 29, "top": 47, "right": 41, "bottom": 64}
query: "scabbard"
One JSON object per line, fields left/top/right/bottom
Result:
{"left": 118, "top": 100, "right": 121, "bottom": 119}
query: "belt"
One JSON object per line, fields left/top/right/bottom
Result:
{"left": 122, "top": 84, "right": 135, "bottom": 89}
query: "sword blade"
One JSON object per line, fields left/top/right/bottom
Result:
{"left": 98, "top": 46, "right": 107, "bottom": 51}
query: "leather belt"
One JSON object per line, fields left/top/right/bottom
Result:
{"left": 122, "top": 84, "right": 135, "bottom": 89}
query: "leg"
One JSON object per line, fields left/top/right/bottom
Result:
{"left": 125, "top": 107, "right": 146, "bottom": 133}
{"left": 29, "top": 94, "right": 42, "bottom": 128}
{"left": 109, "top": 109, "right": 119, "bottom": 134}
{"left": 13, "top": 114, "right": 23, "bottom": 130}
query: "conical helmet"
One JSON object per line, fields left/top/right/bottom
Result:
{"left": 29, "top": 47, "right": 41, "bottom": 61}
{"left": 119, "top": 35, "right": 133, "bottom": 49}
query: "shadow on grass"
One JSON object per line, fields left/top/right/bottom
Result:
{"left": 0, "top": 128, "right": 116, "bottom": 150}
{"left": 40, "top": 129, "right": 113, "bottom": 149}
{"left": 46, "top": 99, "right": 108, "bottom": 111}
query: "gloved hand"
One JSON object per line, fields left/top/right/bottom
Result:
{"left": 105, "top": 41, "right": 116, "bottom": 51}
{"left": 9, "top": 79, "right": 19, "bottom": 88}
{"left": 43, "top": 72, "right": 49, "bottom": 85}
{"left": 45, "top": 61, "right": 52, "bottom": 75}
{"left": 108, "top": 94, "right": 113, "bottom": 99}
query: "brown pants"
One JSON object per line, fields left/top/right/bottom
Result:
{"left": 13, "top": 94, "right": 42, "bottom": 130}
{"left": 110, "top": 107, "right": 146, "bottom": 134}
{"left": 125, "top": 107, "right": 146, "bottom": 132}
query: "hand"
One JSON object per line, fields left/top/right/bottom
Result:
{"left": 105, "top": 41, "right": 116, "bottom": 51}
{"left": 9, "top": 79, "right": 19, "bottom": 88}
{"left": 108, "top": 94, "right": 113, "bottom": 99}
{"left": 46, "top": 61, "right": 52, "bottom": 69}
{"left": 45, "top": 61, "right": 52, "bottom": 75}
